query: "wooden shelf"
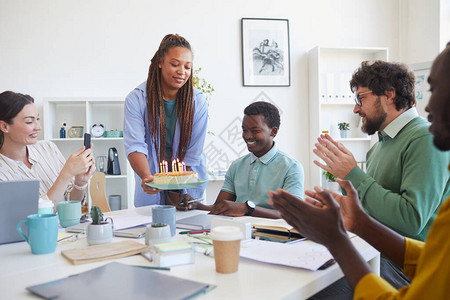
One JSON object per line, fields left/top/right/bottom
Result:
{"left": 334, "top": 137, "right": 371, "bottom": 142}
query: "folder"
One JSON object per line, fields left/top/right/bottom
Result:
{"left": 27, "top": 262, "right": 214, "bottom": 300}
{"left": 176, "top": 214, "right": 232, "bottom": 230}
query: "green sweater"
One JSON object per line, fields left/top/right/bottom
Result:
{"left": 346, "top": 117, "right": 450, "bottom": 241}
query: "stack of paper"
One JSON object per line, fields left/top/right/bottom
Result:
{"left": 153, "top": 241, "right": 195, "bottom": 267}
{"left": 240, "top": 239, "right": 333, "bottom": 271}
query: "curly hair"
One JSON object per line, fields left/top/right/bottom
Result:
{"left": 350, "top": 60, "right": 416, "bottom": 111}
{"left": 0, "top": 91, "right": 34, "bottom": 148}
{"left": 146, "top": 34, "right": 194, "bottom": 162}
{"left": 244, "top": 101, "right": 280, "bottom": 129}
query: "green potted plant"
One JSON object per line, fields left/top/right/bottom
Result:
{"left": 322, "top": 171, "right": 340, "bottom": 192}
{"left": 193, "top": 67, "right": 215, "bottom": 135}
{"left": 337, "top": 122, "right": 350, "bottom": 138}
{"left": 86, "top": 206, "right": 113, "bottom": 246}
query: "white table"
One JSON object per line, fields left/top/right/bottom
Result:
{"left": 0, "top": 206, "right": 379, "bottom": 299}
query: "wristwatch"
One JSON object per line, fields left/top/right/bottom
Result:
{"left": 245, "top": 200, "right": 256, "bottom": 216}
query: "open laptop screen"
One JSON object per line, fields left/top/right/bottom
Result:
{"left": 0, "top": 180, "right": 40, "bottom": 244}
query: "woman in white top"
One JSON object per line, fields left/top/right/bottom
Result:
{"left": 0, "top": 91, "right": 95, "bottom": 205}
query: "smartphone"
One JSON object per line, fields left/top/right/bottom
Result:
{"left": 83, "top": 133, "right": 91, "bottom": 149}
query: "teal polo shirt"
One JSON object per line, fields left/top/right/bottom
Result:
{"left": 221, "top": 143, "right": 304, "bottom": 209}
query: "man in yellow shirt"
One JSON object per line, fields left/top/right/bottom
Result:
{"left": 269, "top": 42, "right": 450, "bottom": 299}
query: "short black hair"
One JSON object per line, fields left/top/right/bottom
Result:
{"left": 350, "top": 60, "right": 416, "bottom": 111}
{"left": 244, "top": 101, "right": 280, "bottom": 128}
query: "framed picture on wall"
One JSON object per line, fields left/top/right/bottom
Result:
{"left": 241, "top": 18, "right": 291, "bottom": 86}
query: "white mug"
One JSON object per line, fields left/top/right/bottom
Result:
{"left": 145, "top": 224, "right": 171, "bottom": 246}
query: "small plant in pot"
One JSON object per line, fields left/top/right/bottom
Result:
{"left": 322, "top": 171, "right": 340, "bottom": 192}
{"left": 86, "top": 206, "right": 113, "bottom": 246}
{"left": 338, "top": 122, "right": 350, "bottom": 138}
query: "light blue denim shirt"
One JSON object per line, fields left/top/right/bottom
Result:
{"left": 221, "top": 143, "right": 304, "bottom": 209}
{"left": 124, "top": 81, "right": 208, "bottom": 207}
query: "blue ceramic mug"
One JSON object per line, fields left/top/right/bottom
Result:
{"left": 152, "top": 205, "right": 176, "bottom": 236}
{"left": 17, "top": 214, "right": 58, "bottom": 255}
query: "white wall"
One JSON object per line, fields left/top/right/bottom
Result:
{"left": 399, "top": 0, "right": 442, "bottom": 64}
{"left": 441, "top": 0, "right": 450, "bottom": 50}
{"left": 0, "top": 0, "right": 402, "bottom": 191}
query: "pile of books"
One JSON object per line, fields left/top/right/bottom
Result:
{"left": 252, "top": 220, "right": 305, "bottom": 243}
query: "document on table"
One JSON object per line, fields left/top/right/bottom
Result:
{"left": 66, "top": 214, "right": 152, "bottom": 233}
{"left": 109, "top": 214, "right": 152, "bottom": 230}
{"left": 240, "top": 239, "right": 333, "bottom": 271}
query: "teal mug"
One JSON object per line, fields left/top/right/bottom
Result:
{"left": 17, "top": 214, "right": 59, "bottom": 255}
{"left": 57, "top": 201, "right": 82, "bottom": 228}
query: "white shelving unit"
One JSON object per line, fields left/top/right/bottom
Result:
{"left": 43, "top": 98, "right": 135, "bottom": 210}
{"left": 308, "top": 46, "right": 389, "bottom": 188}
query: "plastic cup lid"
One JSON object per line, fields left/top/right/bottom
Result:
{"left": 209, "top": 226, "right": 243, "bottom": 241}
{"left": 39, "top": 199, "right": 54, "bottom": 208}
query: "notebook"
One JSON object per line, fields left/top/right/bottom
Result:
{"left": 27, "top": 262, "right": 214, "bottom": 300}
{"left": 176, "top": 214, "right": 232, "bottom": 230}
{"left": 66, "top": 222, "right": 147, "bottom": 238}
{"left": 0, "top": 180, "right": 40, "bottom": 244}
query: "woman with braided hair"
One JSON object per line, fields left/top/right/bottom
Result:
{"left": 124, "top": 34, "right": 208, "bottom": 207}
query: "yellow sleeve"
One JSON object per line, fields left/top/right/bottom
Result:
{"left": 354, "top": 197, "right": 450, "bottom": 300}
{"left": 354, "top": 273, "right": 397, "bottom": 299}
{"left": 401, "top": 237, "right": 424, "bottom": 278}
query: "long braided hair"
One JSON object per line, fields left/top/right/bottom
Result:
{"left": 146, "top": 34, "right": 195, "bottom": 163}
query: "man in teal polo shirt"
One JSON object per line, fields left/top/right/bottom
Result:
{"left": 193, "top": 101, "right": 304, "bottom": 219}
{"left": 313, "top": 60, "right": 450, "bottom": 289}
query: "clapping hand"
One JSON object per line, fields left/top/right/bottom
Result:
{"left": 313, "top": 134, "right": 357, "bottom": 179}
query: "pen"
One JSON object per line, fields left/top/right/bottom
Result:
{"left": 137, "top": 266, "right": 171, "bottom": 271}
{"left": 188, "top": 229, "right": 210, "bottom": 234}
{"left": 187, "top": 198, "right": 203, "bottom": 204}
{"left": 179, "top": 229, "right": 210, "bottom": 235}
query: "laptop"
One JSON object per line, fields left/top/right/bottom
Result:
{"left": 0, "top": 180, "right": 40, "bottom": 244}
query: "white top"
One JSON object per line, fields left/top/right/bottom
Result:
{"left": 0, "top": 140, "right": 71, "bottom": 202}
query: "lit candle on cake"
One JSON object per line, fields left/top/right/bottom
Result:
{"left": 172, "top": 160, "right": 176, "bottom": 173}
{"left": 164, "top": 160, "right": 168, "bottom": 173}
{"left": 182, "top": 162, "right": 186, "bottom": 172}
{"left": 177, "top": 158, "right": 182, "bottom": 173}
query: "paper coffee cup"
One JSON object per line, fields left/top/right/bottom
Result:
{"left": 38, "top": 199, "right": 54, "bottom": 215}
{"left": 209, "top": 226, "right": 243, "bottom": 274}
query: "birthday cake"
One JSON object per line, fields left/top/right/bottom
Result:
{"left": 153, "top": 171, "right": 198, "bottom": 185}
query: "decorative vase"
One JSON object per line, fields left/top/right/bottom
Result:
{"left": 340, "top": 129, "right": 349, "bottom": 138}
{"left": 87, "top": 222, "right": 113, "bottom": 245}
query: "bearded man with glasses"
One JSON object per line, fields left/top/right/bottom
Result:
{"left": 313, "top": 60, "right": 450, "bottom": 290}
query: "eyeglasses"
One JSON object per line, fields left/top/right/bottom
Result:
{"left": 354, "top": 91, "right": 373, "bottom": 106}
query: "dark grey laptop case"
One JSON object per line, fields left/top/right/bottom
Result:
{"left": 0, "top": 180, "right": 40, "bottom": 244}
